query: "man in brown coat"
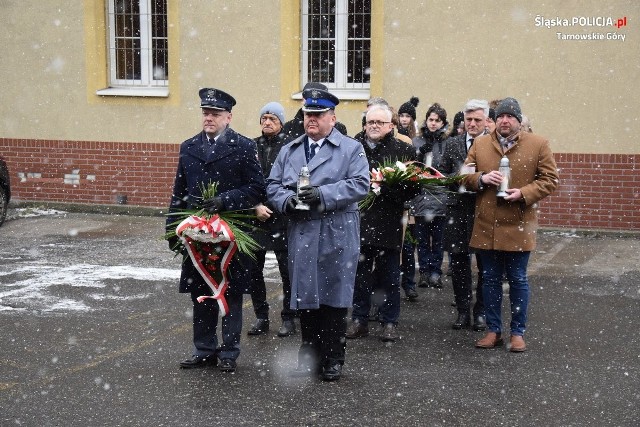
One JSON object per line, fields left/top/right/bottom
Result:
{"left": 463, "top": 97, "right": 559, "bottom": 352}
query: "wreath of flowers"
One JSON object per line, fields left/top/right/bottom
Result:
{"left": 164, "top": 181, "right": 260, "bottom": 316}
{"left": 359, "top": 160, "right": 464, "bottom": 210}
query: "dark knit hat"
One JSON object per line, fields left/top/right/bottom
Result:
{"left": 495, "top": 97, "right": 522, "bottom": 123}
{"left": 398, "top": 96, "right": 419, "bottom": 121}
{"left": 452, "top": 111, "right": 464, "bottom": 129}
{"left": 488, "top": 108, "right": 496, "bottom": 122}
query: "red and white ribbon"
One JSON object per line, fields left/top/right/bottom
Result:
{"left": 176, "top": 215, "right": 237, "bottom": 316}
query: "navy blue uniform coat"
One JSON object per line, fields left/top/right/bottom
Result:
{"left": 167, "top": 128, "right": 265, "bottom": 294}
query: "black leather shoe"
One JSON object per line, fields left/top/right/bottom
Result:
{"left": 452, "top": 313, "right": 471, "bottom": 330}
{"left": 473, "top": 315, "right": 487, "bottom": 331}
{"left": 218, "top": 358, "right": 237, "bottom": 373}
{"left": 417, "top": 273, "right": 430, "bottom": 288}
{"left": 179, "top": 354, "right": 218, "bottom": 369}
{"left": 277, "top": 319, "right": 296, "bottom": 337}
{"left": 321, "top": 363, "right": 342, "bottom": 381}
{"left": 429, "top": 275, "right": 443, "bottom": 289}
{"left": 381, "top": 323, "right": 398, "bottom": 342}
{"left": 247, "top": 319, "right": 269, "bottom": 336}
{"left": 405, "top": 288, "right": 419, "bottom": 301}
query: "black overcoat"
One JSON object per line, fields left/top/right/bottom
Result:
{"left": 439, "top": 133, "right": 476, "bottom": 254}
{"left": 252, "top": 133, "right": 289, "bottom": 251}
{"left": 357, "top": 132, "right": 418, "bottom": 250}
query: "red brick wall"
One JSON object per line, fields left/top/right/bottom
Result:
{"left": 540, "top": 153, "right": 639, "bottom": 231}
{"left": 0, "top": 138, "right": 178, "bottom": 208}
{"left": 1, "top": 138, "right": 639, "bottom": 231}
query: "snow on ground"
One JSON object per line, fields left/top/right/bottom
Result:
{"left": 0, "top": 262, "right": 181, "bottom": 313}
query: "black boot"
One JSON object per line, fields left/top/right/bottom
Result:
{"left": 452, "top": 313, "right": 470, "bottom": 330}
{"left": 277, "top": 319, "right": 297, "bottom": 337}
{"left": 473, "top": 315, "right": 487, "bottom": 331}
{"left": 321, "top": 363, "right": 343, "bottom": 381}
{"left": 247, "top": 318, "right": 269, "bottom": 336}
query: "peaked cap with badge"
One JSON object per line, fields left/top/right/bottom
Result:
{"left": 301, "top": 88, "right": 340, "bottom": 113}
{"left": 199, "top": 88, "right": 236, "bottom": 112}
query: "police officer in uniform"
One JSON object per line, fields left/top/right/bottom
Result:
{"left": 267, "top": 88, "right": 369, "bottom": 381}
{"left": 166, "top": 88, "right": 265, "bottom": 373}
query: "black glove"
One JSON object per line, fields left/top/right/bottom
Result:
{"left": 297, "top": 186, "right": 321, "bottom": 204}
{"left": 284, "top": 196, "right": 298, "bottom": 214}
{"left": 167, "top": 235, "right": 180, "bottom": 252}
{"left": 202, "top": 197, "right": 224, "bottom": 214}
{"left": 380, "top": 182, "right": 404, "bottom": 203}
{"left": 419, "top": 140, "right": 434, "bottom": 155}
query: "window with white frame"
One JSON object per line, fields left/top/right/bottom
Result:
{"left": 103, "top": 0, "right": 168, "bottom": 95}
{"left": 301, "top": 0, "right": 371, "bottom": 98}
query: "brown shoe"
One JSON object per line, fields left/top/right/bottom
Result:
{"left": 345, "top": 320, "right": 369, "bottom": 339}
{"left": 475, "top": 332, "right": 504, "bottom": 349}
{"left": 509, "top": 335, "right": 527, "bottom": 352}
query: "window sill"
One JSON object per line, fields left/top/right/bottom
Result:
{"left": 292, "top": 88, "right": 370, "bottom": 101}
{"left": 96, "top": 87, "right": 169, "bottom": 97}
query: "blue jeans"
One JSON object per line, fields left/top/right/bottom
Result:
{"left": 352, "top": 245, "right": 401, "bottom": 325}
{"left": 477, "top": 250, "right": 530, "bottom": 336}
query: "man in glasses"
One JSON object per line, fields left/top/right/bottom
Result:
{"left": 346, "top": 103, "right": 418, "bottom": 343}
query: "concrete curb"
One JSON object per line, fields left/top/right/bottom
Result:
{"left": 9, "top": 200, "right": 166, "bottom": 217}
{"left": 8, "top": 200, "right": 639, "bottom": 237}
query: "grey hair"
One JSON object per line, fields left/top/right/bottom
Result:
{"left": 463, "top": 99, "right": 489, "bottom": 117}
{"left": 367, "top": 97, "right": 389, "bottom": 107}
{"left": 366, "top": 103, "right": 393, "bottom": 121}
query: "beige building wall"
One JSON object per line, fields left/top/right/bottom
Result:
{"left": 0, "top": 0, "right": 637, "bottom": 154}
{"left": 382, "top": 1, "right": 638, "bottom": 155}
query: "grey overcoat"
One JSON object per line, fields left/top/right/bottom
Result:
{"left": 266, "top": 128, "right": 370, "bottom": 309}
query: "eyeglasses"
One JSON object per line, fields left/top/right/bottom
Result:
{"left": 365, "top": 120, "right": 391, "bottom": 127}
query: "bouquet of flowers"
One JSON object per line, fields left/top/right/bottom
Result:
{"left": 164, "top": 181, "right": 260, "bottom": 316}
{"left": 359, "top": 160, "right": 464, "bottom": 210}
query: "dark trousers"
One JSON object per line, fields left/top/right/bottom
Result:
{"left": 191, "top": 290, "right": 243, "bottom": 361}
{"left": 402, "top": 217, "right": 446, "bottom": 279}
{"left": 249, "top": 249, "right": 295, "bottom": 321}
{"left": 450, "top": 252, "right": 484, "bottom": 318}
{"left": 352, "top": 245, "right": 402, "bottom": 325}
{"left": 298, "top": 305, "right": 348, "bottom": 368}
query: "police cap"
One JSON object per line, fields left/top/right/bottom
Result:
{"left": 301, "top": 88, "right": 340, "bottom": 113}
{"left": 199, "top": 88, "right": 236, "bottom": 112}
